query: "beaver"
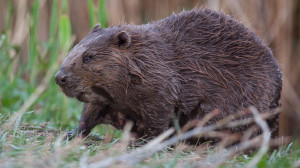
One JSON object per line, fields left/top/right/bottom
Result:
{"left": 55, "top": 9, "right": 282, "bottom": 139}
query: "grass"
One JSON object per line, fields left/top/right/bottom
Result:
{"left": 0, "top": 0, "right": 299, "bottom": 167}
{"left": 0, "top": 122, "right": 299, "bottom": 167}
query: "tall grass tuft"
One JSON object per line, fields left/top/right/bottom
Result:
{"left": 88, "top": 0, "right": 108, "bottom": 28}
{"left": 0, "top": 0, "right": 80, "bottom": 129}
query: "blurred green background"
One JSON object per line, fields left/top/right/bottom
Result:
{"left": 0, "top": 0, "right": 109, "bottom": 130}
{"left": 0, "top": 0, "right": 300, "bottom": 137}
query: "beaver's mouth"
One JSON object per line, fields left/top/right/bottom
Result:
{"left": 76, "top": 92, "right": 88, "bottom": 102}
{"left": 59, "top": 85, "right": 90, "bottom": 102}
{"left": 72, "top": 86, "right": 112, "bottom": 104}
{"left": 60, "top": 87, "right": 78, "bottom": 98}
{"left": 91, "top": 86, "right": 113, "bottom": 101}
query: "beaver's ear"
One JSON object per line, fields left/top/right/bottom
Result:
{"left": 117, "top": 31, "right": 131, "bottom": 49}
{"left": 90, "top": 24, "right": 102, "bottom": 33}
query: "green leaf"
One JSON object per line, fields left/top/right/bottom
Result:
{"left": 13, "top": 113, "right": 22, "bottom": 137}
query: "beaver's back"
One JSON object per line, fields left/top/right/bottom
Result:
{"left": 154, "top": 9, "right": 282, "bottom": 120}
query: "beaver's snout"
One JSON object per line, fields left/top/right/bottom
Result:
{"left": 55, "top": 70, "right": 69, "bottom": 86}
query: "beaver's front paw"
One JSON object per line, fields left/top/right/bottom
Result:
{"left": 64, "top": 128, "right": 78, "bottom": 140}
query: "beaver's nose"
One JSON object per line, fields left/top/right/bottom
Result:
{"left": 55, "top": 70, "right": 68, "bottom": 86}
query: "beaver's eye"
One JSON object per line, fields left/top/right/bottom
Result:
{"left": 83, "top": 56, "right": 92, "bottom": 63}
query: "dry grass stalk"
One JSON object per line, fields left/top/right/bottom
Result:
{"left": 196, "top": 107, "right": 271, "bottom": 167}
{"left": 87, "top": 107, "right": 280, "bottom": 167}
{"left": 181, "top": 109, "right": 220, "bottom": 133}
{"left": 245, "top": 106, "right": 270, "bottom": 168}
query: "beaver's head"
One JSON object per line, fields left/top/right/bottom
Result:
{"left": 55, "top": 25, "right": 135, "bottom": 104}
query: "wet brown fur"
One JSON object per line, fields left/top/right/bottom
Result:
{"left": 55, "top": 9, "right": 282, "bottom": 138}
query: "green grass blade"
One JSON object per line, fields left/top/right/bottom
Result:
{"left": 13, "top": 114, "right": 22, "bottom": 136}
{"left": 28, "top": 0, "right": 40, "bottom": 86}
{"left": 4, "top": 0, "right": 13, "bottom": 33}
{"left": 98, "top": 0, "right": 108, "bottom": 28}
{"left": 59, "top": 14, "right": 71, "bottom": 50}
{"left": 88, "top": 0, "right": 96, "bottom": 28}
